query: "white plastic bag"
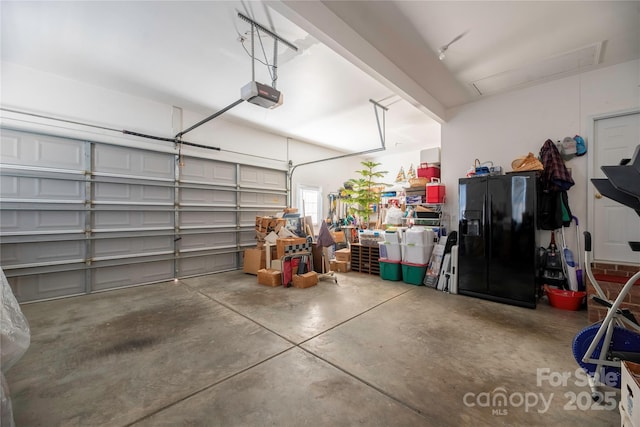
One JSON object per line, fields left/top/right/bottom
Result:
{"left": 1, "top": 268, "right": 30, "bottom": 427}
{"left": 385, "top": 206, "right": 404, "bottom": 225}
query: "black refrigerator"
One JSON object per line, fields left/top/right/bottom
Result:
{"left": 458, "top": 172, "right": 538, "bottom": 308}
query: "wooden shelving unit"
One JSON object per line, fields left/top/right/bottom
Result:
{"left": 351, "top": 243, "right": 380, "bottom": 275}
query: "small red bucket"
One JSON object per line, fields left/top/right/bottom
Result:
{"left": 544, "top": 285, "right": 586, "bottom": 311}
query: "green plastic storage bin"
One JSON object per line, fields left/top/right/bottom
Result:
{"left": 401, "top": 262, "right": 428, "bottom": 285}
{"left": 379, "top": 258, "right": 402, "bottom": 281}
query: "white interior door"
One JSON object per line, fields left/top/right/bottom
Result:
{"left": 591, "top": 112, "right": 640, "bottom": 264}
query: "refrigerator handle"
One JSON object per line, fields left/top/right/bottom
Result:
{"left": 482, "top": 193, "right": 486, "bottom": 228}
{"left": 487, "top": 193, "right": 492, "bottom": 258}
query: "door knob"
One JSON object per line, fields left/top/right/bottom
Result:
{"left": 595, "top": 193, "right": 602, "bottom": 199}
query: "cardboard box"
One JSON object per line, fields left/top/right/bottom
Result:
{"left": 335, "top": 248, "right": 351, "bottom": 262}
{"left": 276, "top": 237, "right": 308, "bottom": 258}
{"left": 255, "top": 216, "right": 286, "bottom": 234}
{"left": 331, "top": 231, "right": 345, "bottom": 243}
{"left": 330, "top": 260, "right": 350, "bottom": 273}
{"left": 243, "top": 248, "right": 265, "bottom": 275}
{"left": 622, "top": 360, "right": 640, "bottom": 427}
{"left": 257, "top": 269, "right": 282, "bottom": 287}
{"left": 292, "top": 271, "right": 318, "bottom": 288}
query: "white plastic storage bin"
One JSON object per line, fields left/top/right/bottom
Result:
{"left": 378, "top": 241, "right": 402, "bottom": 261}
{"left": 384, "top": 230, "right": 401, "bottom": 244}
{"left": 401, "top": 243, "right": 434, "bottom": 265}
{"left": 405, "top": 227, "right": 436, "bottom": 246}
{"left": 358, "top": 230, "right": 383, "bottom": 246}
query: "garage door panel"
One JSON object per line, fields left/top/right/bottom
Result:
{"left": 262, "top": 170, "right": 286, "bottom": 187}
{"left": 1, "top": 130, "right": 84, "bottom": 170}
{"left": 1, "top": 176, "right": 83, "bottom": 200}
{"left": 37, "top": 137, "right": 83, "bottom": 167}
{"left": 94, "top": 182, "right": 173, "bottom": 204}
{"left": 179, "top": 211, "right": 235, "bottom": 228}
{"left": 178, "top": 253, "right": 236, "bottom": 277}
{"left": 1, "top": 240, "right": 85, "bottom": 266}
{"left": 1, "top": 210, "right": 84, "bottom": 233}
{"left": 92, "top": 261, "right": 173, "bottom": 291}
{"left": 239, "top": 210, "right": 279, "bottom": 226}
{"left": 240, "top": 191, "right": 286, "bottom": 207}
{"left": 38, "top": 178, "right": 83, "bottom": 198}
{"left": 0, "top": 211, "right": 19, "bottom": 229}
{"left": 180, "top": 157, "right": 236, "bottom": 184}
{"left": 1, "top": 133, "right": 19, "bottom": 160}
{"left": 38, "top": 211, "right": 84, "bottom": 228}
{"left": 142, "top": 154, "right": 174, "bottom": 176}
{"left": 239, "top": 165, "right": 286, "bottom": 190}
{"left": 93, "top": 211, "right": 173, "bottom": 230}
{"left": 94, "top": 145, "right": 173, "bottom": 179}
{"left": 179, "top": 232, "right": 236, "bottom": 251}
{"left": 93, "top": 236, "right": 173, "bottom": 258}
{"left": 93, "top": 182, "right": 131, "bottom": 200}
{"left": 239, "top": 230, "right": 256, "bottom": 245}
{"left": 1, "top": 176, "right": 18, "bottom": 195}
{"left": 179, "top": 188, "right": 236, "bottom": 205}
{"left": 141, "top": 185, "right": 173, "bottom": 203}
{"left": 8, "top": 271, "right": 85, "bottom": 301}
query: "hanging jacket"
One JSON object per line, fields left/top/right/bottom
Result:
{"left": 539, "top": 139, "right": 575, "bottom": 192}
{"left": 537, "top": 139, "right": 574, "bottom": 229}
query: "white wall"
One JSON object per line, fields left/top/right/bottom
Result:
{"left": 0, "top": 61, "right": 364, "bottom": 221}
{"left": 441, "top": 60, "right": 640, "bottom": 245}
{"left": 370, "top": 149, "right": 424, "bottom": 186}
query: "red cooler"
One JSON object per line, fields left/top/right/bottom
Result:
{"left": 418, "top": 163, "right": 441, "bottom": 181}
{"left": 426, "top": 178, "right": 446, "bottom": 204}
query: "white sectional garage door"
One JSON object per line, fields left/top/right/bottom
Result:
{"left": 0, "top": 129, "right": 287, "bottom": 302}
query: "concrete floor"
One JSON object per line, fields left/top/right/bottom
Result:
{"left": 6, "top": 270, "right": 620, "bottom": 426}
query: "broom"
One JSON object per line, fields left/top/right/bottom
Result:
{"left": 560, "top": 225, "right": 579, "bottom": 292}
{"left": 572, "top": 216, "right": 584, "bottom": 291}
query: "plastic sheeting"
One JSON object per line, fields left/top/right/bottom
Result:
{"left": 1, "top": 268, "right": 30, "bottom": 427}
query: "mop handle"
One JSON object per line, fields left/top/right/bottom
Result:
{"left": 573, "top": 216, "right": 582, "bottom": 267}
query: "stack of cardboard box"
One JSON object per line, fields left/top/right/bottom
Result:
{"left": 255, "top": 216, "right": 287, "bottom": 245}
{"left": 245, "top": 209, "right": 311, "bottom": 281}
{"left": 331, "top": 248, "right": 351, "bottom": 272}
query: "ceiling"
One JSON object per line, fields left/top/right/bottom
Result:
{"left": 2, "top": 1, "right": 639, "bottom": 154}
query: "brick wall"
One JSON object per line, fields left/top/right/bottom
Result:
{"left": 587, "top": 262, "right": 640, "bottom": 323}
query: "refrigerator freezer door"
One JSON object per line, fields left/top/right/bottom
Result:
{"left": 458, "top": 177, "right": 488, "bottom": 295}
